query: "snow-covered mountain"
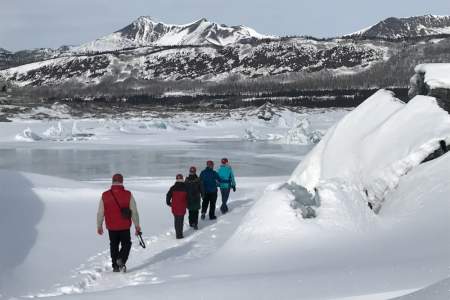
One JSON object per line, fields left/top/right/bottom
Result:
{"left": 0, "top": 47, "right": 68, "bottom": 70}
{"left": 0, "top": 39, "right": 384, "bottom": 86}
{"left": 1, "top": 15, "right": 450, "bottom": 89}
{"left": 349, "top": 15, "right": 450, "bottom": 39}
{"left": 75, "top": 16, "right": 272, "bottom": 52}
{"left": 0, "top": 47, "right": 10, "bottom": 55}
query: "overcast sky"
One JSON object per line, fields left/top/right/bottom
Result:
{"left": 1, "top": 0, "right": 449, "bottom": 51}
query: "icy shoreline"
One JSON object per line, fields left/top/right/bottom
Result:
{"left": 0, "top": 104, "right": 348, "bottom": 146}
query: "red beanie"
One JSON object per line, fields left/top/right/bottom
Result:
{"left": 189, "top": 166, "right": 197, "bottom": 174}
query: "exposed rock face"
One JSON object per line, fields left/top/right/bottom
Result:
{"left": 0, "top": 40, "right": 385, "bottom": 86}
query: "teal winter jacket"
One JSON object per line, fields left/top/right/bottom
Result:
{"left": 217, "top": 165, "right": 236, "bottom": 190}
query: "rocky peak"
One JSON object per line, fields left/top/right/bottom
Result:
{"left": 350, "top": 14, "right": 450, "bottom": 39}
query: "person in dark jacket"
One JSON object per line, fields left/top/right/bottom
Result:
{"left": 166, "top": 174, "right": 188, "bottom": 239}
{"left": 97, "top": 174, "right": 141, "bottom": 273}
{"left": 185, "top": 166, "right": 204, "bottom": 230}
{"left": 199, "top": 160, "right": 221, "bottom": 220}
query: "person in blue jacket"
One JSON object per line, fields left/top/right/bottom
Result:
{"left": 217, "top": 158, "right": 236, "bottom": 214}
{"left": 199, "top": 160, "right": 221, "bottom": 220}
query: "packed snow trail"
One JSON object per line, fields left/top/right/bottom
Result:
{"left": 39, "top": 198, "right": 255, "bottom": 296}
{"left": 27, "top": 176, "right": 273, "bottom": 298}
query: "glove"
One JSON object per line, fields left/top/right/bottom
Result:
{"left": 232, "top": 186, "right": 236, "bottom": 192}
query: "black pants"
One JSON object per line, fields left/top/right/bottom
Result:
{"left": 201, "top": 192, "right": 217, "bottom": 218}
{"left": 108, "top": 229, "right": 132, "bottom": 269}
{"left": 220, "top": 188, "right": 231, "bottom": 213}
{"left": 189, "top": 210, "right": 199, "bottom": 226}
{"left": 174, "top": 215, "right": 184, "bottom": 238}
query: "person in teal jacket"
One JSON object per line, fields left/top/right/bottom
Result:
{"left": 217, "top": 158, "right": 236, "bottom": 214}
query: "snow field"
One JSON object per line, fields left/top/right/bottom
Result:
{"left": 1, "top": 92, "right": 449, "bottom": 299}
{"left": 0, "top": 171, "right": 278, "bottom": 298}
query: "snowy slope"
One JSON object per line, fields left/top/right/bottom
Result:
{"left": 0, "top": 171, "right": 106, "bottom": 296}
{"left": 75, "top": 16, "right": 273, "bottom": 52}
{"left": 392, "top": 277, "right": 450, "bottom": 299}
{"left": 0, "top": 54, "right": 112, "bottom": 86}
{"left": 0, "top": 39, "right": 385, "bottom": 86}
{"left": 349, "top": 15, "right": 450, "bottom": 39}
{"left": 289, "top": 89, "right": 450, "bottom": 210}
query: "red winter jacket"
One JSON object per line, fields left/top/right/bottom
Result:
{"left": 102, "top": 185, "right": 132, "bottom": 230}
{"left": 166, "top": 182, "right": 188, "bottom": 216}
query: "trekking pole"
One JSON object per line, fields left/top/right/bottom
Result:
{"left": 137, "top": 232, "right": 146, "bottom": 249}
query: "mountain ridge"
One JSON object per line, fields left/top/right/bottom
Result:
{"left": 347, "top": 14, "right": 450, "bottom": 39}
{"left": 1, "top": 14, "right": 450, "bottom": 92}
{"left": 74, "top": 16, "right": 273, "bottom": 53}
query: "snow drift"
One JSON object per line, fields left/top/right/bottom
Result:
{"left": 289, "top": 89, "right": 450, "bottom": 211}
{"left": 213, "top": 89, "right": 450, "bottom": 298}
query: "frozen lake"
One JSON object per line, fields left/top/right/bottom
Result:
{"left": 0, "top": 140, "right": 311, "bottom": 180}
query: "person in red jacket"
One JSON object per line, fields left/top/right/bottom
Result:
{"left": 97, "top": 174, "right": 141, "bottom": 273}
{"left": 166, "top": 174, "right": 188, "bottom": 239}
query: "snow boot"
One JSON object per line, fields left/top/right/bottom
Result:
{"left": 117, "top": 258, "right": 127, "bottom": 273}
{"left": 193, "top": 224, "right": 198, "bottom": 230}
{"left": 201, "top": 213, "right": 206, "bottom": 220}
{"left": 113, "top": 267, "right": 120, "bottom": 272}
{"left": 117, "top": 258, "right": 124, "bottom": 268}
{"left": 220, "top": 205, "right": 228, "bottom": 214}
{"left": 209, "top": 215, "right": 217, "bottom": 220}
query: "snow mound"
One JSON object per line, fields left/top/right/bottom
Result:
{"left": 222, "top": 89, "right": 450, "bottom": 263}
{"left": 289, "top": 89, "right": 450, "bottom": 211}
{"left": 0, "top": 170, "right": 104, "bottom": 297}
{"left": 216, "top": 90, "right": 449, "bottom": 298}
